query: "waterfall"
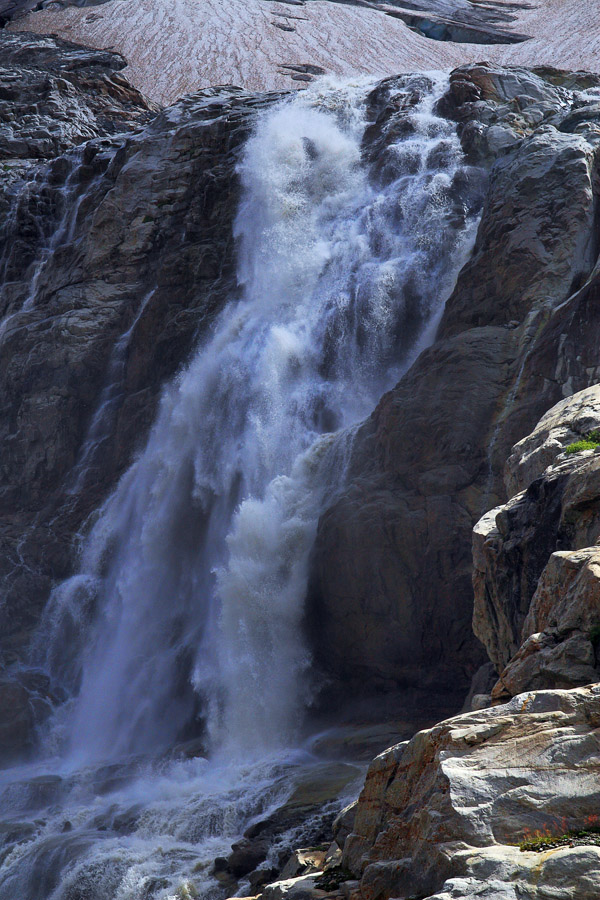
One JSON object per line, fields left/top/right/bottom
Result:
{"left": 1, "top": 74, "right": 483, "bottom": 900}
{"left": 0, "top": 148, "right": 88, "bottom": 344}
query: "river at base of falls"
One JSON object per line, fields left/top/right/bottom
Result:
{"left": 0, "top": 746, "right": 363, "bottom": 900}
{"left": 0, "top": 75, "right": 483, "bottom": 899}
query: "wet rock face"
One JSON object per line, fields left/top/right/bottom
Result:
{"left": 0, "top": 31, "right": 156, "bottom": 169}
{"left": 0, "top": 31, "right": 280, "bottom": 682}
{"left": 342, "top": 685, "right": 600, "bottom": 900}
{"left": 308, "top": 64, "right": 600, "bottom": 707}
{"left": 473, "top": 385, "right": 600, "bottom": 700}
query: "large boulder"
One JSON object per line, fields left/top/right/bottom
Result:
{"left": 342, "top": 684, "right": 600, "bottom": 900}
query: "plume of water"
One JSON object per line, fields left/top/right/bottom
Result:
{"left": 1, "top": 74, "right": 485, "bottom": 900}
{"left": 34, "top": 75, "right": 481, "bottom": 765}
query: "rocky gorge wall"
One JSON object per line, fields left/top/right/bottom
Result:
{"left": 0, "top": 31, "right": 283, "bottom": 758}
{"left": 0, "top": 32, "right": 279, "bottom": 666}
{"left": 2, "top": 27, "right": 600, "bottom": 900}
{"left": 308, "top": 62, "right": 600, "bottom": 706}
{"left": 3, "top": 33, "right": 600, "bottom": 757}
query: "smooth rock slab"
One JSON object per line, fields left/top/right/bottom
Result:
{"left": 342, "top": 685, "right": 600, "bottom": 900}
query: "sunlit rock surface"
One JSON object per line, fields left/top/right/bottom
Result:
{"left": 473, "top": 386, "right": 600, "bottom": 700}
{"left": 342, "top": 684, "right": 600, "bottom": 900}
{"left": 8, "top": 0, "right": 600, "bottom": 104}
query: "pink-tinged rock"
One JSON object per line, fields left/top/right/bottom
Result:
{"left": 342, "top": 685, "right": 600, "bottom": 900}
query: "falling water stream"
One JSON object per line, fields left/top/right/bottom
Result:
{"left": 0, "top": 76, "right": 483, "bottom": 900}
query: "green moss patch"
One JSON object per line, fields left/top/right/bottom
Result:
{"left": 564, "top": 429, "right": 600, "bottom": 455}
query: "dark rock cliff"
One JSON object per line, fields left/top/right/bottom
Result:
{"left": 0, "top": 33, "right": 280, "bottom": 756}
{"left": 308, "top": 63, "right": 600, "bottom": 707}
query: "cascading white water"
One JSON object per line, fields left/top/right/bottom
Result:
{"left": 1, "top": 75, "right": 483, "bottom": 900}
{"left": 38, "top": 75, "right": 478, "bottom": 763}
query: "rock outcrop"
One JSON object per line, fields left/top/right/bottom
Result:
{"left": 307, "top": 63, "right": 600, "bottom": 707}
{"left": 473, "top": 385, "right": 600, "bottom": 702}
{"left": 246, "top": 685, "right": 600, "bottom": 900}
{"left": 340, "top": 684, "right": 600, "bottom": 900}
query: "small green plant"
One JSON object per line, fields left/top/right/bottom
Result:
{"left": 564, "top": 429, "right": 600, "bottom": 455}
{"left": 518, "top": 815, "right": 600, "bottom": 852}
{"left": 565, "top": 440, "right": 598, "bottom": 454}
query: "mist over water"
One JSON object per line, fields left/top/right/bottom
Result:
{"left": 1, "top": 75, "right": 483, "bottom": 899}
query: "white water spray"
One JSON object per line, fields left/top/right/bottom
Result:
{"left": 2, "top": 75, "right": 483, "bottom": 900}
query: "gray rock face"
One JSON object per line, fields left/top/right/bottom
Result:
{"left": 376, "top": 0, "right": 529, "bottom": 45}
{"left": 307, "top": 64, "right": 600, "bottom": 708}
{"left": 473, "top": 385, "right": 600, "bottom": 699}
{"left": 342, "top": 684, "right": 600, "bottom": 900}
{"left": 0, "top": 31, "right": 156, "bottom": 167}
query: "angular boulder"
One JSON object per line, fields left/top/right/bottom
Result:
{"left": 342, "top": 685, "right": 600, "bottom": 900}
